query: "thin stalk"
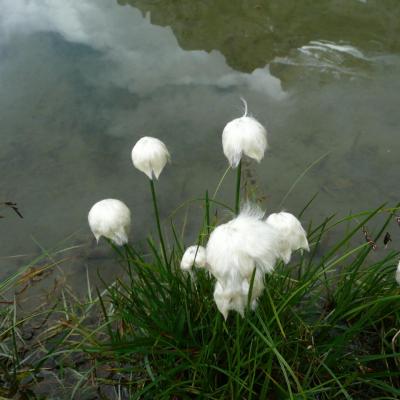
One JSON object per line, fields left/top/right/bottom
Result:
{"left": 212, "top": 165, "right": 231, "bottom": 200}
{"left": 279, "top": 151, "right": 330, "bottom": 208}
{"left": 235, "top": 160, "right": 242, "bottom": 215}
{"left": 149, "top": 179, "right": 168, "bottom": 266}
{"left": 205, "top": 190, "right": 210, "bottom": 237}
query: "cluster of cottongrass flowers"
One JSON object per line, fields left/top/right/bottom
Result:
{"left": 179, "top": 204, "right": 309, "bottom": 319}
{"left": 54, "top": 98, "right": 400, "bottom": 400}
{"left": 87, "top": 99, "right": 311, "bottom": 319}
{"left": 204, "top": 204, "right": 309, "bottom": 319}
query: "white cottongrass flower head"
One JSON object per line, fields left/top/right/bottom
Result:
{"left": 206, "top": 204, "right": 281, "bottom": 319}
{"left": 88, "top": 199, "right": 131, "bottom": 246}
{"left": 396, "top": 260, "right": 400, "bottom": 285}
{"left": 213, "top": 270, "right": 265, "bottom": 320}
{"left": 131, "top": 136, "right": 170, "bottom": 180}
{"left": 207, "top": 204, "right": 281, "bottom": 281}
{"left": 180, "top": 245, "right": 207, "bottom": 272}
{"left": 265, "top": 211, "right": 310, "bottom": 264}
{"left": 222, "top": 99, "right": 268, "bottom": 168}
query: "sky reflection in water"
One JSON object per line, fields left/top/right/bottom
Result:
{"left": 0, "top": 0, "right": 399, "bottom": 285}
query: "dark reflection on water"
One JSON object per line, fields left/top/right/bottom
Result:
{"left": 0, "top": 0, "right": 399, "bottom": 293}
{"left": 118, "top": 0, "right": 400, "bottom": 72}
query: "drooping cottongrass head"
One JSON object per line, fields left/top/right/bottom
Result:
{"left": 241, "top": 269, "right": 265, "bottom": 310}
{"left": 88, "top": 199, "right": 131, "bottom": 246}
{"left": 180, "top": 245, "right": 207, "bottom": 272}
{"left": 213, "top": 269, "right": 265, "bottom": 320}
{"left": 265, "top": 211, "right": 309, "bottom": 264}
{"left": 206, "top": 204, "right": 281, "bottom": 318}
{"left": 222, "top": 99, "right": 267, "bottom": 168}
{"left": 213, "top": 281, "right": 235, "bottom": 320}
{"left": 131, "top": 136, "right": 170, "bottom": 179}
{"left": 207, "top": 204, "right": 280, "bottom": 282}
{"left": 396, "top": 260, "right": 400, "bottom": 285}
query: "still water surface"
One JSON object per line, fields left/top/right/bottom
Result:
{"left": 0, "top": 0, "right": 399, "bottom": 286}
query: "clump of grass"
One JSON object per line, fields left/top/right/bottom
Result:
{"left": 0, "top": 252, "right": 60, "bottom": 398}
{"left": 79, "top": 200, "right": 400, "bottom": 399}
{"left": 1, "top": 202, "right": 400, "bottom": 398}
{"left": 1, "top": 155, "right": 399, "bottom": 398}
{"left": 0, "top": 245, "right": 110, "bottom": 398}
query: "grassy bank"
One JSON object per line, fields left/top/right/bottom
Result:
{"left": 1, "top": 201, "right": 400, "bottom": 399}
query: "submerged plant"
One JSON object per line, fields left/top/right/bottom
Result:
{"left": 88, "top": 198, "right": 131, "bottom": 246}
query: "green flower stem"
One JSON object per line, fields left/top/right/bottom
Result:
{"left": 235, "top": 159, "right": 242, "bottom": 215}
{"left": 149, "top": 179, "right": 168, "bottom": 266}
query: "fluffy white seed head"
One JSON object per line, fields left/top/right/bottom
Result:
{"left": 222, "top": 101, "right": 267, "bottom": 168}
{"left": 131, "top": 136, "right": 170, "bottom": 180}
{"left": 180, "top": 245, "right": 207, "bottom": 271}
{"left": 213, "top": 281, "right": 247, "bottom": 320}
{"left": 206, "top": 204, "right": 282, "bottom": 318}
{"left": 396, "top": 261, "right": 400, "bottom": 285}
{"left": 213, "top": 281, "right": 232, "bottom": 320}
{"left": 207, "top": 204, "right": 281, "bottom": 283}
{"left": 241, "top": 270, "right": 265, "bottom": 310}
{"left": 265, "top": 212, "right": 310, "bottom": 264}
{"left": 88, "top": 199, "right": 131, "bottom": 246}
{"left": 213, "top": 272, "right": 265, "bottom": 320}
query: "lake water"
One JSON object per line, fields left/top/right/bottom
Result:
{"left": 1, "top": 0, "right": 399, "bottom": 289}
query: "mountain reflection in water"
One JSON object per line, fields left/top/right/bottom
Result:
{"left": 0, "top": 0, "right": 399, "bottom": 293}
